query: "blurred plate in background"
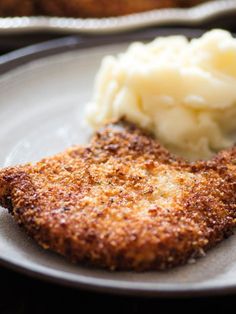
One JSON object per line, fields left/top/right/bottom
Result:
{"left": 0, "top": 0, "right": 235, "bottom": 35}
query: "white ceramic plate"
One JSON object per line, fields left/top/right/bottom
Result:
{"left": 1, "top": 30, "right": 236, "bottom": 297}
{"left": 0, "top": 0, "right": 235, "bottom": 34}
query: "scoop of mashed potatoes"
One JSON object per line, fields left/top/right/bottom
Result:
{"left": 86, "top": 29, "right": 236, "bottom": 160}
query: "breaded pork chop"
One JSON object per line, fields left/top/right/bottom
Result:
{"left": 0, "top": 0, "right": 207, "bottom": 18}
{"left": 0, "top": 121, "right": 236, "bottom": 271}
{"left": 0, "top": 0, "right": 34, "bottom": 16}
{"left": 38, "top": 0, "right": 206, "bottom": 18}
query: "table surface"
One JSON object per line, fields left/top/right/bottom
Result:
{"left": 1, "top": 266, "right": 236, "bottom": 314}
{"left": 1, "top": 14, "right": 236, "bottom": 313}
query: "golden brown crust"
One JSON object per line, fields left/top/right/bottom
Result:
{"left": 0, "top": 120, "right": 236, "bottom": 271}
{"left": 0, "top": 0, "right": 207, "bottom": 18}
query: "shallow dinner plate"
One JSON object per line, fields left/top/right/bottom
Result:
{"left": 0, "top": 0, "right": 235, "bottom": 34}
{"left": 1, "top": 28, "right": 236, "bottom": 297}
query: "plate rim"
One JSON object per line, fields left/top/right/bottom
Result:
{"left": 1, "top": 28, "right": 236, "bottom": 297}
{"left": 2, "top": 253, "right": 236, "bottom": 298}
{"left": 0, "top": 0, "right": 235, "bottom": 34}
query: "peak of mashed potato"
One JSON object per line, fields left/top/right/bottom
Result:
{"left": 86, "top": 29, "right": 236, "bottom": 160}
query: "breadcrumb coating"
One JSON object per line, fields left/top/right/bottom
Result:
{"left": 0, "top": 121, "right": 236, "bottom": 270}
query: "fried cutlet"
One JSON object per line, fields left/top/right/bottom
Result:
{"left": 0, "top": 0, "right": 207, "bottom": 18}
{"left": 0, "top": 121, "right": 236, "bottom": 271}
{"left": 37, "top": 0, "right": 176, "bottom": 18}
{"left": 37, "top": 0, "right": 207, "bottom": 18}
{"left": 0, "top": 0, "right": 34, "bottom": 16}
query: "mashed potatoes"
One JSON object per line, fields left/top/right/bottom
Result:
{"left": 86, "top": 29, "right": 236, "bottom": 160}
